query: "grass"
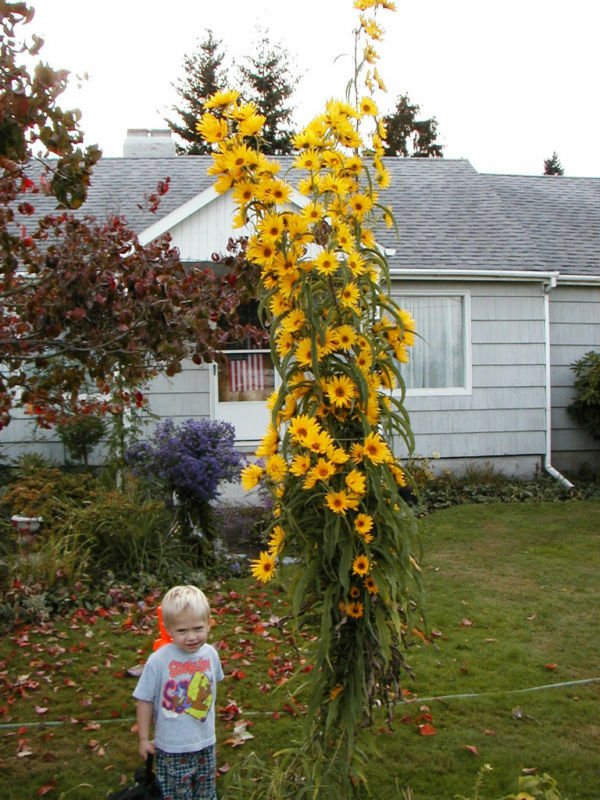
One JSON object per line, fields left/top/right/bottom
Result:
{"left": 1, "top": 499, "right": 599, "bottom": 798}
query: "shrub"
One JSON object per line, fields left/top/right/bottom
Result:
{"left": 0, "top": 454, "right": 98, "bottom": 531}
{"left": 125, "top": 419, "right": 243, "bottom": 562}
{"left": 56, "top": 414, "right": 106, "bottom": 465}
{"left": 567, "top": 350, "right": 600, "bottom": 440}
{"left": 53, "top": 481, "right": 184, "bottom": 581}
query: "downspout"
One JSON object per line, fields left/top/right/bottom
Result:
{"left": 543, "top": 276, "right": 575, "bottom": 489}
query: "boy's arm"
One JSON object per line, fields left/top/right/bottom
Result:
{"left": 136, "top": 700, "right": 156, "bottom": 759}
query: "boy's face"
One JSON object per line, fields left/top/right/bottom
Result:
{"left": 167, "top": 611, "right": 209, "bottom": 654}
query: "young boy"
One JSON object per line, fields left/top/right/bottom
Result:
{"left": 134, "top": 585, "right": 224, "bottom": 800}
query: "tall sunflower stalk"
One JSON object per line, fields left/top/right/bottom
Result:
{"left": 198, "top": 1, "right": 422, "bottom": 793}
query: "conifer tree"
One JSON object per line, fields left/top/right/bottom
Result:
{"left": 237, "top": 32, "right": 298, "bottom": 155}
{"left": 383, "top": 93, "right": 443, "bottom": 158}
{"left": 544, "top": 151, "right": 564, "bottom": 175}
{"left": 167, "top": 30, "right": 227, "bottom": 154}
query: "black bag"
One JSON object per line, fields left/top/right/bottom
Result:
{"left": 108, "top": 754, "right": 161, "bottom": 799}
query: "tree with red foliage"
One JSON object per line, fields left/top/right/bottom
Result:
{"left": 0, "top": 3, "right": 262, "bottom": 429}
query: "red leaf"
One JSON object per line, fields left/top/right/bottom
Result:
{"left": 418, "top": 723, "right": 437, "bottom": 736}
{"left": 544, "top": 663, "right": 558, "bottom": 670}
{"left": 463, "top": 745, "right": 479, "bottom": 756}
{"left": 37, "top": 784, "right": 56, "bottom": 796}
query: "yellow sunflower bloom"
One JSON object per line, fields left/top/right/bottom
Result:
{"left": 246, "top": 237, "right": 277, "bottom": 267}
{"left": 258, "top": 212, "right": 286, "bottom": 241}
{"left": 250, "top": 551, "right": 276, "bottom": 583}
{"left": 358, "top": 96, "right": 378, "bottom": 117}
{"left": 290, "top": 453, "right": 312, "bottom": 476}
{"left": 267, "top": 524, "right": 286, "bottom": 556}
{"left": 240, "top": 463, "right": 264, "bottom": 491}
{"left": 364, "top": 576, "right": 379, "bottom": 595}
{"left": 281, "top": 308, "right": 306, "bottom": 333}
{"left": 345, "top": 468, "right": 367, "bottom": 496}
{"left": 325, "top": 489, "right": 359, "bottom": 515}
{"left": 270, "top": 293, "right": 292, "bottom": 317}
{"left": 389, "top": 463, "right": 407, "bottom": 487}
{"left": 326, "top": 445, "right": 351, "bottom": 465}
{"left": 326, "top": 375, "right": 358, "bottom": 408}
{"left": 238, "top": 112, "right": 266, "bottom": 137}
{"left": 334, "top": 325, "right": 357, "bottom": 350}
{"left": 363, "top": 432, "right": 393, "bottom": 464}
{"left": 356, "top": 348, "right": 373, "bottom": 373}
{"left": 305, "top": 427, "right": 335, "bottom": 455}
{"left": 221, "top": 143, "right": 258, "bottom": 173}
{"left": 275, "top": 329, "right": 295, "bottom": 357}
{"left": 295, "top": 337, "right": 314, "bottom": 368}
{"left": 204, "top": 89, "right": 240, "bottom": 109}
{"left": 255, "top": 424, "right": 279, "bottom": 457}
{"left": 339, "top": 281, "right": 361, "bottom": 311}
{"left": 346, "top": 251, "right": 367, "bottom": 276}
{"left": 314, "top": 250, "right": 339, "bottom": 276}
{"left": 195, "top": 113, "right": 228, "bottom": 144}
{"left": 294, "top": 149, "right": 322, "bottom": 171}
{"left": 350, "top": 441, "right": 365, "bottom": 464}
{"left": 288, "top": 413, "right": 320, "bottom": 442}
{"left": 265, "top": 453, "right": 288, "bottom": 483}
{"left": 346, "top": 601, "right": 364, "bottom": 619}
{"left": 231, "top": 181, "right": 257, "bottom": 206}
{"left": 355, "top": 512, "right": 374, "bottom": 536}
{"left": 348, "top": 192, "right": 374, "bottom": 220}
{"left": 306, "top": 457, "right": 337, "bottom": 485}
{"left": 352, "top": 553, "right": 370, "bottom": 576}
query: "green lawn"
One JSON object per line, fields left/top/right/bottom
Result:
{"left": 1, "top": 500, "right": 599, "bottom": 799}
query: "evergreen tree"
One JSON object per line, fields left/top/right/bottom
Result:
{"left": 544, "top": 151, "right": 564, "bottom": 175}
{"left": 237, "top": 32, "right": 298, "bottom": 155}
{"left": 383, "top": 93, "right": 443, "bottom": 158}
{"left": 167, "top": 30, "right": 226, "bottom": 154}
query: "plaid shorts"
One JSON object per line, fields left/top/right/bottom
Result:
{"left": 155, "top": 745, "right": 217, "bottom": 800}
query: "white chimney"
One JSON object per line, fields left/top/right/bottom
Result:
{"left": 123, "top": 128, "right": 176, "bottom": 158}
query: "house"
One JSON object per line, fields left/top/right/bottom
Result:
{"left": 2, "top": 130, "right": 599, "bottom": 481}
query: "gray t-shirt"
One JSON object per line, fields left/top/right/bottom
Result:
{"left": 133, "top": 642, "right": 224, "bottom": 754}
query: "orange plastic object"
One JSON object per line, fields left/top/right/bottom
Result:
{"left": 152, "top": 605, "right": 173, "bottom": 651}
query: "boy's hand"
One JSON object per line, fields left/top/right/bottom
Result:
{"left": 138, "top": 738, "right": 156, "bottom": 759}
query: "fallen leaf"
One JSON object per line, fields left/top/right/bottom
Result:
{"left": 35, "top": 706, "right": 48, "bottom": 715}
{"left": 461, "top": 618, "right": 473, "bottom": 627}
{"left": 463, "top": 745, "right": 479, "bottom": 756}
{"left": 418, "top": 723, "right": 437, "bottom": 736}
{"left": 37, "top": 784, "right": 56, "bottom": 796}
{"left": 544, "top": 663, "right": 558, "bottom": 670}
{"left": 224, "top": 720, "right": 255, "bottom": 747}
{"left": 521, "top": 767, "right": 539, "bottom": 775}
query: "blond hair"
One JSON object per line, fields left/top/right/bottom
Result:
{"left": 161, "top": 585, "right": 210, "bottom": 629}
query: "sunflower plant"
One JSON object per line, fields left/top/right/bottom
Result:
{"left": 198, "top": 1, "right": 422, "bottom": 794}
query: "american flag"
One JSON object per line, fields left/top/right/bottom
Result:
{"left": 227, "top": 352, "right": 267, "bottom": 393}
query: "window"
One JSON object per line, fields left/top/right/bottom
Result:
{"left": 392, "top": 292, "right": 471, "bottom": 394}
{"left": 218, "top": 300, "right": 274, "bottom": 403}
{"left": 218, "top": 349, "right": 275, "bottom": 402}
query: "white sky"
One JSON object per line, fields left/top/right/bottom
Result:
{"left": 27, "top": 0, "right": 600, "bottom": 177}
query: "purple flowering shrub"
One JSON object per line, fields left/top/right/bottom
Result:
{"left": 125, "top": 419, "right": 242, "bottom": 560}
{"left": 126, "top": 418, "right": 241, "bottom": 503}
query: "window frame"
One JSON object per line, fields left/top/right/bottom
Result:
{"left": 391, "top": 289, "right": 472, "bottom": 397}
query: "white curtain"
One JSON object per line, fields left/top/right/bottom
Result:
{"left": 396, "top": 295, "right": 465, "bottom": 390}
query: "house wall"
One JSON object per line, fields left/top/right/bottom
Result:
{"left": 0, "top": 363, "right": 214, "bottom": 468}
{"left": 395, "top": 279, "right": 547, "bottom": 477}
{"left": 549, "top": 284, "right": 600, "bottom": 473}
{"left": 167, "top": 193, "right": 250, "bottom": 261}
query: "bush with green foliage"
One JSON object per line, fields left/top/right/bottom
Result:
{"left": 567, "top": 350, "right": 600, "bottom": 440}
{"left": 56, "top": 414, "right": 106, "bottom": 465}
{"left": 0, "top": 453, "right": 98, "bottom": 528}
